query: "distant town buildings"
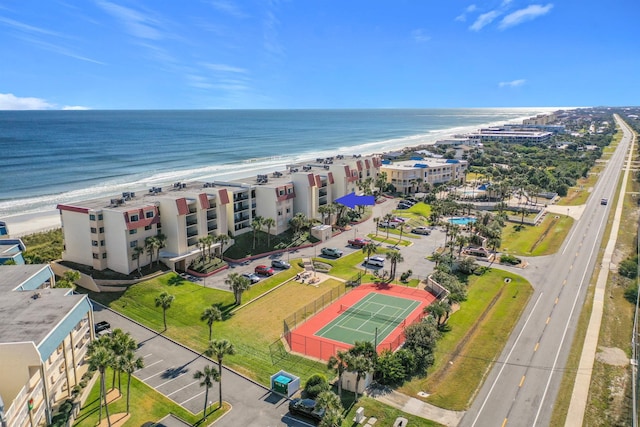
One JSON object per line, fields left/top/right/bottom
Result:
{"left": 0, "top": 264, "right": 93, "bottom": 427}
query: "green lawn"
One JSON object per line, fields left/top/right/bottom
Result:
{"left": 73, "top": 368, "right": 227, "bottom": 427}
{"left": 500, "top": 214, "right": 573, "bottom": 256}
{"left": 400, "top": 269, "right": 533, "bottom": 410}
{"left": 224, "top": 229, "right": 318, "bottom": 259}
{"left": 341, "top": 396, "right": 444, "bottom": 426}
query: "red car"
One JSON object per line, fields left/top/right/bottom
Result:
{"left": 254, "top": 265, "right": 275, "bottom": 276}
{"left": 348, "top": 238, "right": 370, "bottom": 248}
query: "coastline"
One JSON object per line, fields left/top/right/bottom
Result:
{"left": 3, "top": 210, "right": 61, "bottom": 238}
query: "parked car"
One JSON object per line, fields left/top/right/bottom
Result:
{"left": 348, "top": 237, "right": 370, "bottom": 248}
{"left": 390, "top": 217, "right": 406, "bottom": 223}
{"left": 601, "top": 198, "right": 608, "bottom": 205}
{"left": 271, "top": 259, "right": 291, "bottom": 269}
{"left": 321, "top": 247, "right": 343, "bottom": 258}
{"left": 397, "top": 203, "right": 411, "bottom": 210}
{"left": 241, "top": 273, "right": 261, "bottom": 284}
{"left": 364, "top": 256, "right": 385, "bottom": 267}
{"left": 288, "top": 398, "right": 325, "bottom": 423}
{"left": 94, "top": 321, "right": 111, "bottom": 334}
{"left": 411, "top": 226, "right": 431, "bottom": 235}
{"left": 378, "top": 221, "right": 396, "bottom": 229}
{"left": 254, "top": 265, "right": 275, "bottom": 276}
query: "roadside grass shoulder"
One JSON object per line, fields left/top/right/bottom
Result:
{"left": 73, "top": 367, "right": 221, "bottom": 427}
{"left": 400, "top": 269, "right": 533, "bottom": 410}
{"left": 341, "top": 396, "right": 444, "bottom": 426}
{"left": 500, "top": 214, "right": 573, "bottom": 256}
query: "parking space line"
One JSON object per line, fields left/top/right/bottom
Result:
{"left": 142, "top": 353, "right": 153, "bottom": 358}
{"left": 156, "top": 372, "right": 188, "bottom": 389}
{"left": 141, "top": 366, "right": 174, "bottom": 381}
{"left": 180, "top": 390, "right": 205, "bottom": 405}
{"left": 167, "top": 380, "right": 199, "bottom": 397}
{"left": 137, "top": 359, "right": 162, "bottom": 372}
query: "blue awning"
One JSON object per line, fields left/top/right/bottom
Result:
{"left": 334, "top": 192, "right": 376, "bottom": 209}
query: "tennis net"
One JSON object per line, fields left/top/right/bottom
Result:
{"left": 339, "top": 304, "right": 406, "bottom": 326}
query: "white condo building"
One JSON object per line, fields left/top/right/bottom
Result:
{"left": 380, "top": 158, "right": 468, "bottom": 194}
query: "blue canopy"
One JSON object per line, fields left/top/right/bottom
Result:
{"left": 334, "top": 192, "right": 376, "bottom": 209}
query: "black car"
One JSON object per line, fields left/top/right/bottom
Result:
{"left": 94, "top": 321, "right": 111, "bottom": 333}
{"left": 288, "top": 398, "right": 325, "bottom": 423}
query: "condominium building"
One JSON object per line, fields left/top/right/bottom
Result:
{"left": 465, "top": 127, "right": 552, "bottom": 144}
{"left": 0, "top": 239, "right": 26, "bottom": 265}
{"left": 380, "top": 158, "right": 468, "bottom": 194}
{"left": 0, "top": 265, "right": 93, "bottom": 427}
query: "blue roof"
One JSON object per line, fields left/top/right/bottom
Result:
{"left": 445, "top": 159, "right": 459, "bottom": 163}
{"left": 334, "top": 192, "right": 376, "bottom": 209}
{"left": 39, "top": 296, "right": 92, "bottom": 361}
{"left": 413, "top": 163, "right": 428, "bottom": 168}
{"left": 410, "top": 156, "right": 423, "bottom": 160}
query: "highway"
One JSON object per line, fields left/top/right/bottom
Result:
{"left": 460, "top": 116, "right": 634, "bottom": 427}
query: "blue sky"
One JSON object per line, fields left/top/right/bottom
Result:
{"left": 0, "top": 1, "right": 637, "bottom": 110}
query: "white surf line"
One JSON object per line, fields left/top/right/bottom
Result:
{"left": 167, "top": 380, "right": 200, "bottom": 397}
{"left": 136, "top": 359, "right": 162, "bottom": 372}
{"left": 180, "top": 389, "right": 205, "bottom": 405}
{"left": 141, "top": 366, "right": 174, "bottom": 382}
{"left": 532, "top": 207, "right": 609, "bottom": 426}
{"left": 156, "top": 372, "right": 189, "bottom": 389}
{"left": 470, "top": 292, "right": 543, "bottom": 427}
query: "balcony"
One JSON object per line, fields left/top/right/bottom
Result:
{"left": 207, "top": 220, "right": 217, "bottom": 232}
{"left": 187, "top": 236, "right": 199, "bottom": 247}
{"left": 234, "top": 193, "right": 249, "bottom": 202}
{"left": 319, "top": 188, "right": 327, "bottom": 197}
{"left": 234, "top": 214, "right": 250, "bottom": 223}
{"left": 186, "top": 215, "right": 198, "bottom": 226}
{"left": 234, "top": 202, "right": 249, "bottom": 212}
{"left": 207, "top": 210, "right": 217, "bottom": 220}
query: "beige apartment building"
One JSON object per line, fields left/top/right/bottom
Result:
{"left": 380, "top": 158, "right": 468, "bottom": 194}
{"left": 0, "top": 265, "right": 93, "bottom": 427}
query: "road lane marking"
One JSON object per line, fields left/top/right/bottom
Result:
{"left": 555, "top": 297, "right": 559, "bottom": 305}
{"left": 167, "top": 380, "right": 199, "bottom": 397}
{"left": 519, "top": 376, "right": 525, "bottom": 387}
{"left": 469, "top": 292, "right": 543, "bottom": 427}
{"left": 546, "top": 317, "right": 550, "bottom": 324}
{"left": 562, "top": 280, "right": 567, "bottom": 286}
{"left": 502, "top": 418, "right": 508, "bottom": 427}
{"left": 534, "top": 342, "right": 539, "bottom": 352}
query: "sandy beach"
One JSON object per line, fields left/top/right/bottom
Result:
{"left": 3, "top": 210, "right": 61, "bottom": 238}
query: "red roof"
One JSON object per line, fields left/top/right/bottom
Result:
{"left": 307, "top": 173, "right": 316, "bottom": 187}
{"left": 57, "top": 204, "right": 90, "bottom": 214}
{"left": 199, "top": 193, "right": 210, "bottom": 209}
{"left": 219, "top": 189, "right": 230, "bottom": 205}
{"left": 176, "top": 198, "right": 189, "bottom": 215}
{"left": 328, "top": 172, "right": 334, "bottom": 184}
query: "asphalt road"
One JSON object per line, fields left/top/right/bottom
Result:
{"left": 460, "top": 117, "right": 632, "bottom": 427}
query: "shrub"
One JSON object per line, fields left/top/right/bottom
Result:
{"left": 619, "top": 256, "right": 638, "bottom": 279}
{"left": 303, "top": 374, "right": 329, "bottom": 399}
{"left": 625, "top": 284, "right": 638, "bottom": 304}
{"left": 400, "top": 270, "right": 413, "bottom": 282}
{"left": 500, "top": 254, "right": 521, "bottom": 265}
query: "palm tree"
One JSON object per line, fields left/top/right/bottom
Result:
{"left": 155, "top": 291, "right": 175, "bottom": 330}
{"left": 198, "top": 237, "right": 208, "bottom": 262}
{"left": 121, "top": 350, "right": 144, "bottom": 414}
{"left": 204, "top": 235, "right": 215, "bottom": 260}
{"left": 201, "top": 305, "right": 222, "bottom": 341}
{"left": 383, "top": 213, "right": 393, "bottom": 240}
{"left": 87, "top": 337, "right": 114, "bottom": 427}
{"left": 154, "top": 233, "right": 167, "bottom": 266}
{"left": 251, "top": 217, "right": 263, "bottom": 249}
{"left": 361, "top": 242, "right": 378, "bottom": 275}
{"left": 144, "top": 236, "right": 156, "bottom": 266}
{"left": 225, "top": 272, "right": 251, "bottom": 305}
{"left": 372, "top": 217, "right": 380, "bottom": 236}
{"left": 346, "top": 354, "right": 372, "bottom": 402}
{"left": 318, "top": 205, "right": 331, "bottom": 225}
{"left": 205, "top": 339, "right": 236, "bottom": 409}
{"left": 216, "top": 234, "right": 230, "bottom": 259}
{"left": 133, "top": 246, "right": 144, "bottom": 275}
{"left": 263, "top": 217, "right": 275, "bottom": 247}
{"left": 327, "top": 350, "right": 350, "bottom": 398}
{"left": 386, "top": 250, "right": 404, "bottom": 281}
{"left": 316, "top": 390, "right": 344, "bottom": 427}
{"left": 109, "top": 329, "right": 136, "bottom": 392}
{"left": 193, "top": 365, "right": 220, "bottom": 418}
{"left": 455, "top": 234, "right": 469, "bottom": 257}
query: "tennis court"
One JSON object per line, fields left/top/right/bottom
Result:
{"left": 315, "top": 292, "right": 421, "bottom": 345}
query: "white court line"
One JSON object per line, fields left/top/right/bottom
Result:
{"left": 136, "top": 359, "right": 162, "bottom": 372}
{"left": 142, "top": 366, "right": 174, "bottom": 382}
{"left": 180, "top": 389, "right": 205, "bottom": 405}
{"left": 167, "top": 380, "right": 200, "bottom": 397}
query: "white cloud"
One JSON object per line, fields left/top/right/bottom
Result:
{"left": 0, "top": 16, "right": 62, "bottom": 37}
{"left": 203, "top": 63, "right": 247, "bottom": 74}
{"left": 0, "top": 93, "right": 54, "bottom": 110}
{"left": 96, "top": 0, "right": 163, "bottom": 40}
{"left": 455, "top": 4, "right": 477, "bottom": 22}
{"left": 63, "top": 105, "right": 91, "bottom": 110}
{"left": 499, "top": 79, "right": 526, "bottom": 88}
{"left": 470, "top": 10, "right": 500, "bottom": 31}
{"left": 499, "top": 4, "right": 553, "bottom": 29}
{"left": 208, "top": 0, "right": 247, "bottom": 18}
{"left": 411, "top": 29, "right": 431, "bottom": 43}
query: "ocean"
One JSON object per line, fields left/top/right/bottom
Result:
{"left": 0, "top": 108, "right": 556, "bottom": 217}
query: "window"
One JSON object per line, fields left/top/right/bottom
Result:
{"left": 287, "top": 187, "right": 293, "bottom": 194}
{"left": 92, "top": 240, "right": 98, "bottom": 247}
{"left": 278, "top": 210, "right": 282, "bottom": 216}
{"left": 130, "top": 214, "right": 139, "bottom": 222}
{"left": 279, "top": 189, "right": 285, "bottom": 196}
{"left": 92, "top": 253, "right": 99, "bottom": 259}
{"left": 102, "top": 253, "right": 107, "bottom": 259}
{"left": 100, "top": 240, "right": 105, "bottom": 246}
{"left": 146, "top": 211, "right": 154, "bottom": 218}
{"left": 90, "top": 227, "right": 97, "bottom": 234}
{"left": 145, "top": 225, "right": 152, "bottom": 231}
{"left": 89, "top": 214, "right": 96, "bottom": 221}
{"left": 129, "top": 229, "right": 137, "bottom": 235}
{"left": 98, "top": 214, "right": 103, "bottom": 220}
{"left": 99, "top": 227, "right": 105, "bottom": 233}
{"left": 130, "top": 240, "right": 138, "bottom": 248}
{"left": 286, "top": 208, "right": 291, "bottom": 213}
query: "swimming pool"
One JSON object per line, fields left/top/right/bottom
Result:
{"left": 448, "top": 216, "right": 476, "bottom": 225}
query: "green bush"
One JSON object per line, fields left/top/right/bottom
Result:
{"left": 500, "top": 254, "right": 521, "bottom": 265}
{"left": 303, "top": 373, "right": 329, "bottom": 399}
{"left": 619, "top": 256, "right": 638, "bottom": 279}
{"left": 625, "top": 284, "right": 638, "bottom": 304}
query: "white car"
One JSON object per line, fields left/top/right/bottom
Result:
{"left": 412, "top": 226, "right": 431, "bottom": 235}
{"left": 378, "top": 221, "right": 396, "bottom": 229}
{"left": 364, "top": 256, "right": 385, "bottom": 267}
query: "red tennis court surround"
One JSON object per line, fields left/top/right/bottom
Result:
{"left": 285, "top": 283, "right": 436, "bottom": 360}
